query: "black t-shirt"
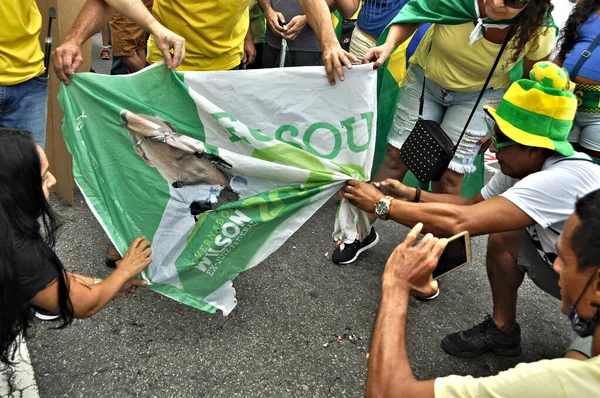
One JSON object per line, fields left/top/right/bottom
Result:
{"left": 15, "top": 238, "right": 59, "bottom": 303}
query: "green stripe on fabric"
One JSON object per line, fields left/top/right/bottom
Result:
{"left": 496, "top": 99, "right": 573, "bottom": 140}
{"left": 517, "top": 79, "right": 577, "bottom": 99}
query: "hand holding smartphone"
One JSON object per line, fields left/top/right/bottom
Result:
{"left": 432, "top": 231, "right": 472, "bottom": 279}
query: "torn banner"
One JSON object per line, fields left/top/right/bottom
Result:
{"left": 58, "top": 63, "right": 377, "bottom": 314}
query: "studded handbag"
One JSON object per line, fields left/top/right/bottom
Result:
{"left": 400, "top": 29, "right": 512, "bottom": 183}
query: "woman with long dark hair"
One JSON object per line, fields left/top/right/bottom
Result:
{"left": 0, "top": 128, "right": 152, "bottom": 364}
{"left": 555, "top": 0, "right": 600, "bottom": 160}
{"left": 332, "top": 0, "right": 557, "bottom": 267}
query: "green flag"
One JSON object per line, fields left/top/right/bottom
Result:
{"left": 59, "top": 64, "right": 377, "bottom": 314}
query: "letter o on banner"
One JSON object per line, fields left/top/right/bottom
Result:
{"left": 222, "top": 222, "right": 241, "bottom": 238}
{"left": 303, "top": 122, "right": 342, "bottom": 160}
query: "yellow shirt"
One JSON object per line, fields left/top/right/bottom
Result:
{"left": 147, "top": 0, "right": 250, "bottom": 71}
{"left": 0, "top": 0, "right": 45, "bottom": 85}
{"left": 435, "top": 355, "right": 600, "bottom": 398}
{"left": 411, "top": 23, "right": 555, "bottom": 92}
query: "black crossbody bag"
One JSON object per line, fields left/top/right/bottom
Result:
{"left": 400, "top": 30, "right": 512, "bottom": 183}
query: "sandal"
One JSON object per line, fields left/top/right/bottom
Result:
{"left": 105, "top": 244, "right": 122, "bottom": 268}
{"left": 99, "top": 46, "right": 111, "bottom": 60}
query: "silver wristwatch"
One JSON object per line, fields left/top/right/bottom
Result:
{"left": 374, "top": 196, "right": 394, "bottom": 220}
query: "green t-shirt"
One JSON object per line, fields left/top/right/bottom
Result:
{"left": 250, "top": 0, "right": 266, "bottom": 44}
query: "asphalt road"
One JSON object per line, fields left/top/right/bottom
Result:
{"left": 27, "top": 177, "right": 571, "bottom": 397}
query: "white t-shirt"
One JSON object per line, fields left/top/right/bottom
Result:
{"left": 481, "top": 153, "right": 600, "bottom": 266}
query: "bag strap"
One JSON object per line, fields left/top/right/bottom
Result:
{"left": 418, "top": 43, "right": 431, "bottom": 117}
{"left": 452, "top": 29, "right": 513, "bottom": 154}
{"left": 569, "top": 32, "right": 600, "bottom": 80}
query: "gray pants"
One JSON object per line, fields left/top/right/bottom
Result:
{"left": 262, "top": 43, "right": 322, "bottom": 68}
{"left": 517, "top": 231, "right": 593, "bottom": 357}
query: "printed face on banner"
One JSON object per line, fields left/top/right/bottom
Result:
{"left": 121, "top": 110, "right": 239, "bottom": 218}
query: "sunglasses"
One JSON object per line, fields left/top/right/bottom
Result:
{"left": 503, "top": 0, "right": 530, "bottom": 9}
{"left": 485, "top": 117, "right": 518, "bottom": 151}
{"left": 490, "top": 133, "right": 518, "bottom": 150}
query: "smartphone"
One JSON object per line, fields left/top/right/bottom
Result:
{"left": 432, "top": 231, "right": 472, "bottom": 280}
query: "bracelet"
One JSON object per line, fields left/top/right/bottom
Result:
{"left": 413, "top": 186, "right": 421, "bottom": 203}
{"left": 93, "top": 277, "right": 102, "bottom": 285}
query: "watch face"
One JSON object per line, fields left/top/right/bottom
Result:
{"left": 375, "top": 199, "right": 389, "bottom": 216}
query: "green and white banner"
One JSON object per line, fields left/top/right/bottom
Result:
{"left": 59, "top": 63, "right": 377, "bottom": 314}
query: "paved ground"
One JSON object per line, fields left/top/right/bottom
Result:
{"left": 3, "top": 3, "right": 577, "bottom": 396}
{"left": 25, "top": 180, "right": 572, "bottom": 398}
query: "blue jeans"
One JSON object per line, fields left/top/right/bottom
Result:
{"left": 390, "top": 65, "right": 505, "bottom": 174}
{"left": 0, "top": 76, "right": 49, "bottom": 148}
{"left": 568, "top": 111, "right": 600, "bottom": 152}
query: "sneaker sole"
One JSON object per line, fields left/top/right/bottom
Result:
{"left": 441, "top": 341, "right": 521, "bottom": 358}
{"left": 35, "top": 312, "right": 60, "bottom": 321}
{"left": 415, "top": 288, "right": 440, "bottom": 301}
{"left": 335, "top": 232, "right": 379, "bottom": 265}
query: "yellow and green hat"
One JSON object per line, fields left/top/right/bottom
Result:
{"left": 483, "top": 61, "right": 577, "bottom": 156}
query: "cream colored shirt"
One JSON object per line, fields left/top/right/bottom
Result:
{"left": 411, "top": 23, "right": 555, "bottom": 92}
{"left": 435, "top": 355, "right": 600, "bottom": 398}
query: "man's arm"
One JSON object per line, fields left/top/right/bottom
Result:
{"left": 297, "top": 0, "right": 357, "bottom": 84}
{"left": 52, "top": 0, "right": 185, "bottom": 83}
{"left": 366, "top": 223, "right": 445, "bottom": 398}
{"left": 51, "top": 0, "right": 113, "bottom": 83}
{"left": 366, "top": 284, "right": 436, "bottom": 398}
{"left": 333, "top": 0, "right": 360, "bottom": 19}
{"left": 377, "top": 178, "right": 481, "bottom": 206}
{"left": 385, "top": 197, "right": 535, "bottom": 237}
{"left": 243, "top": 24, "right": 257, "bottom": 65}
{"left": 344, "top": 180, "right": 535, "bottom": 237}
{"left": 259, "top": 0, "right": 287, "bottom": 38}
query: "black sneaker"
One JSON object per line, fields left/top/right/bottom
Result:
{"left": 332, "top": 227, "right": 379, "bottom": 265}
{"left": 34, "top": 307, "right": 60, "bottom": 321}
{"left": 442, "top": 315, "right": 521, "bottom": 358}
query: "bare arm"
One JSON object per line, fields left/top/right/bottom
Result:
{"left": 257, "top": 0, "right": 273, "bottom": 14}
{"left": 553, "top": 54, "right": 565, "bottom": 67}
{"left": 333, "top": 0, "right": 361, "bottom": 19}
{"left": 325, "top": 0, "right": 337, "bottom": 12}
{"left": 344, "top": 180, "right": 535, "bottom": 237}
{"left": 297, "top": 0, "right": 357, "bottom": 84}
{"left": 50, "top": 0, "right": 113, "bottom": 82}
{"left": 243, "top": 23, "right": 257, "bottom": 65}
{"left": 362, "top": 23, "right": 421, "bottom": 68}
{"left": 377, "top": 178, "right": 481, "bottom": 206}
{"left": 385, "top": 196, "right": 535, "bottom": 237}
{"left": 366, "top": 285, "right": 436, "bottom": 398}
{"left": 259, "top": 0, "right": 286, "bottom": 37}
{"left": 30, "top": 237, "right": 151, "bottom": 318}
{"left": 52, "top": 0, "right": 185, "bottom": 83}
{"left": 366, "top": 223, "right": 444, "bottom": 398}
{"left": 32, "top": 269, "right": 145, "bottom": 318}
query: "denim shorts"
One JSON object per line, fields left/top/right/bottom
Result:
{"left": 0, "top": 75, "right": 49, "bottom": 148}
{"left": 568, "top": 111, "right": 600, "bottom": 152}
{"left": 389, "top": 65, "right": 505, "bottom": 174}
